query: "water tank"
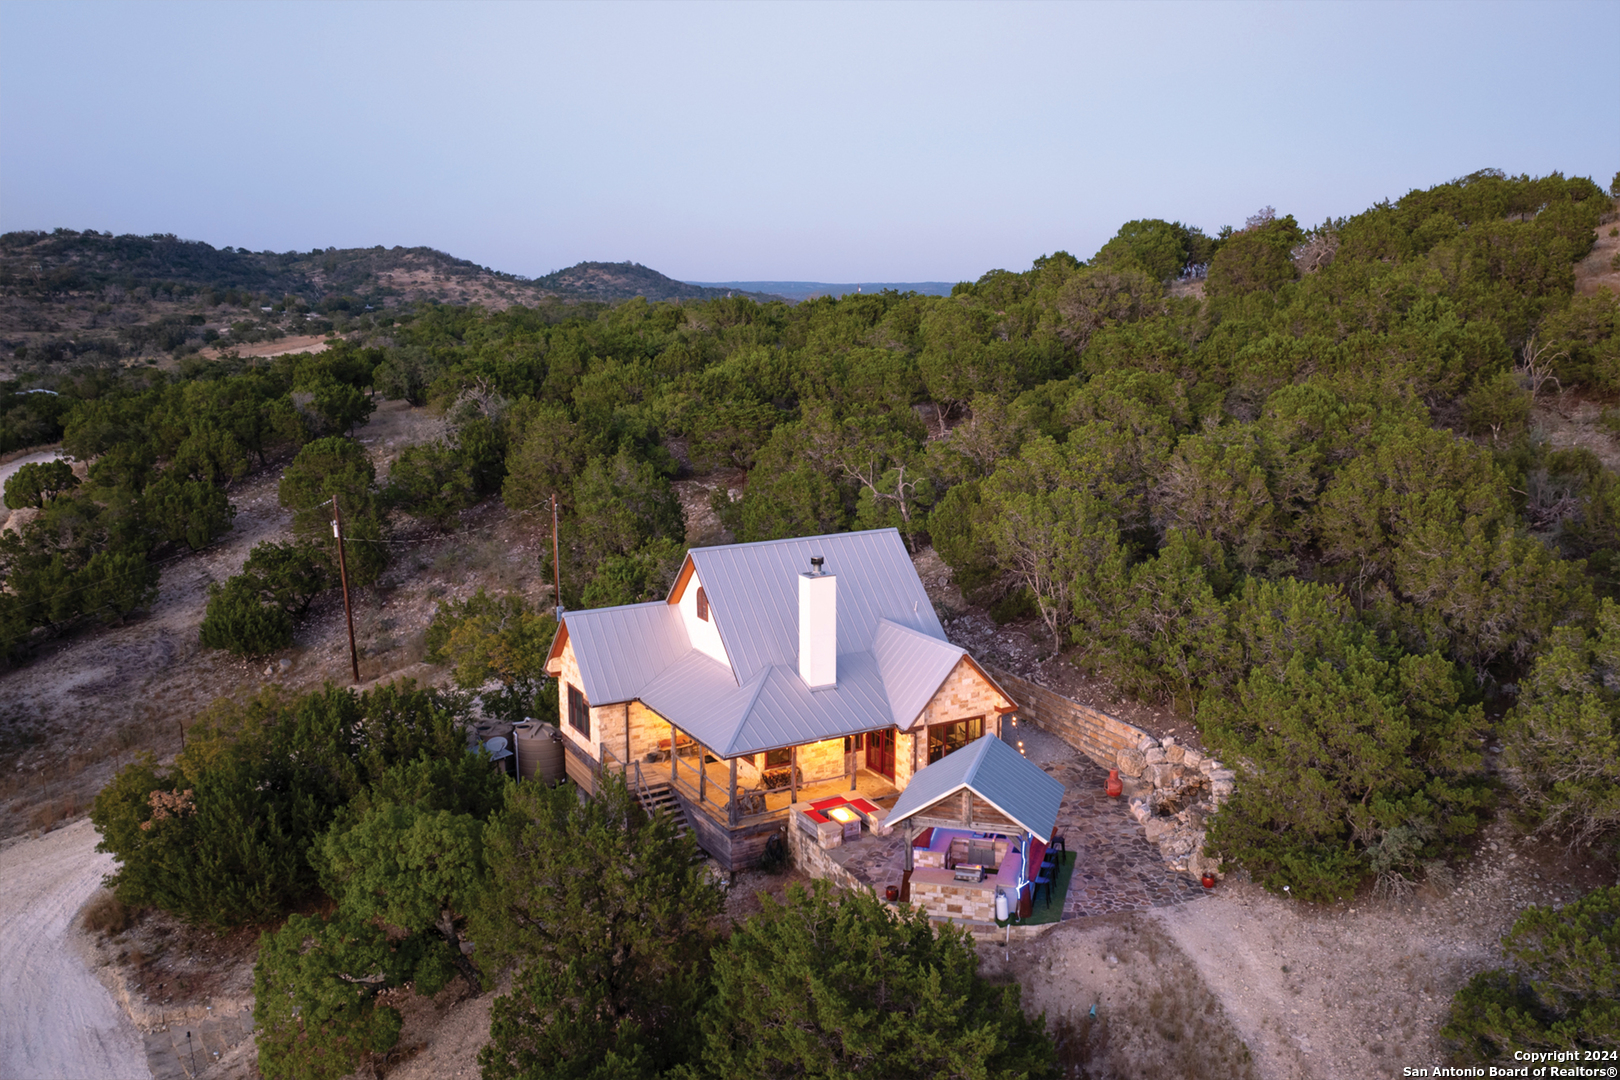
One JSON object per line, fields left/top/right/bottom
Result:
{"left": 513, "top": 722, "right": 565, "bottom": 783}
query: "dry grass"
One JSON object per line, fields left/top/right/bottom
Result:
{"left": 81, "top": 890, "right": 135, "bottom": 936}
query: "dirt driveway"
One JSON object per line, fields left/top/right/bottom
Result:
{"left": 0, "top": 819, "right": 148, "bottom": 1080}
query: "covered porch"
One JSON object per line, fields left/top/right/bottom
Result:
{"left": 597, "top": 718, "right": 907, "bottom": 870}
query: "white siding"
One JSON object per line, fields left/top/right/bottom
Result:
{"left": 677, "top": 568, "right": 732, "bottom": 669}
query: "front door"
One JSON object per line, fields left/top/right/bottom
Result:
{"left": 867, "top": 728, "right": 896, "bottom": 781}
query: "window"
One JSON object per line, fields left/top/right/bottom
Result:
{"left": 567, "top": 684, "right": 591, "bottom": 738}
{"left": 764, "top": 747, "right": 791, "bottom": 769}
{"left": 696, "top": 586, "right": 709, "bottom": 621}
{"left": 927, "top": 716, "right": 984, "bottom": 764}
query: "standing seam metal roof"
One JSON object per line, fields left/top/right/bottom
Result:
{"left": 557, "top": 529, "right": 1007, "bottom": 758}
{"left": 872, "top": 618, "right": 967, "bottom": 732}
{"left": 884, "top": 735, "right": 1066, "bottom": 843}
{"left": 562, "top": 601, "right": 690, "bottom": 705}
{"left": 689, "top": 529, "right": 943, "bottom": 685}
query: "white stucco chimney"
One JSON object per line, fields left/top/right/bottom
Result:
{"left": 798, "top": 557, "right": 836, "bottom": 689}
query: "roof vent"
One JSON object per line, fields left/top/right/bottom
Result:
{"left": 799, "top": 559, "right": 836, "bottom": 689}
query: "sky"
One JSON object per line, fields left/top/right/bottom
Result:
{"left": 1, "top": 0, "right": 1615, "bottom": 283}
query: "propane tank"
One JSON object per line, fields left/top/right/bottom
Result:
{"left": 1106, "top": 768, "right": 1123, "bottom": 798}
{"left": 995, "top": 888, "right": 1010, "bottom": 922}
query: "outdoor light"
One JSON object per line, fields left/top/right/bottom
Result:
{"left": 827, "top": 806, "right": 859, "bottom": 824}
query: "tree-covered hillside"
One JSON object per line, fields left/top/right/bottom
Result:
{"left": 9, "top": 168, "right": 1620, "bottom": 902}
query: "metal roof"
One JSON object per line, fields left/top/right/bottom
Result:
{"left": 872, "top": 618, "right": 966, "bottom": 732}
{"left": 556, "top": 529, "right": 1012, "bottom": 757}
{"left": 688, "top": 529, "right": 944, "bottom": 685}
{"left": 884, "top": 735, "right": 1066, "bottom": 842}
{"left": 563, "top": 601, "right": 690, "bottom": 705}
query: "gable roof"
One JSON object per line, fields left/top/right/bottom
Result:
{"left": 552, "top": 601, "right": 689, "bottom": 706}
{"left": 549, "top": 528, "right": 1013, "bottom": 757}
{"left": 687, "top": 529, "right": 943, "bottom": 684}
{"left": 885, "top": 735, "right": 1066, "bottom": 843}
{"left": 872, "top": 618, "right": 967, "bottom": 732}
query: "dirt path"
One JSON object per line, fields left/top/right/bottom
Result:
{"left": 0, "top": 819, "right": 149, "bottom": 1080}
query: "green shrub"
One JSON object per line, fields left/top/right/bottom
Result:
{"left": 690, "top": 880, "right": 1056, "bottom": 1079}
{"left": 199, "top": 577, "right": 293, "bottom": 656}
{"left": 3, "top": 458, "right": 78, "bottom": 509}
{"left": 91, "top": 682, "right": 473, "bottom": 929}
{"left": 1443, "top": 885, "right": 1620, "bottom": 1061}
{"left": 1500, "top": 599, "right": 1620, "bottom": 848}
{"left": 425, "top": 589, "right": 558, "bottom": 726}
{"left": 1205, "top": 645, "right": 1490, "bottom": 901}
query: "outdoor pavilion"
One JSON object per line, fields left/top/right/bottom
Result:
{"left": 885, "top": 734, "right": 1067, "bottom": 922}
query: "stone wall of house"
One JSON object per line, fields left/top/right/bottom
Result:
{"left": 914, "top": 657, "right": 1012, "bottom": 728}
{"left": 627, "top": 701, "right": 667, "bottom": 764}
{"left": 987, "top": 665, "right": 1231, "bottom": 881}
{"left": 554, "top": 637, "right": 598, "bottom": 761}
{"left": 797, "top": 737, "right": 846, "bottom": 783}
{"left": 895, "top": 730, "right": 921, "bottom": 789}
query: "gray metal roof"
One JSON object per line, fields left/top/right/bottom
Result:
{"left": 555, "top": 529, "right": 1009, "bottom": 758}
{"left": 884, "top": 735, "right": 1066, "bottom": 842}
{"left": 688, "top": 529, "right": 944, "bottom": 685}
{"left": 563, "top": 601, "right": 690, "bottom": 705}
{"left": 872, "top": 618, "right": 966, "bottom": 732}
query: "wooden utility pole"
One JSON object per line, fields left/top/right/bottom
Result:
{"left": 333, "top": 494, "right": 360, "bottom": 683}
{"left": 551, "top": 492, "right": 562, "bottom": 617}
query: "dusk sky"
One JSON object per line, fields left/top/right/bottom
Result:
{"left": 1, "top": 1, "right": 1614, "bottom": 283}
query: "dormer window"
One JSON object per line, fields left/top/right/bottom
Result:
{"left": 696, "top": 586, "right": 709, "bottom": 622}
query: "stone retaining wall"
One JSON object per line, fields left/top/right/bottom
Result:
{"left": 784, "top": 813, "right": 868, "bottom": 895}
{"left": 986, "top": 666, "right": 1149, "bottom": 770}
{"left": 987, "top": 664, "right": 1229, "bottom": 881}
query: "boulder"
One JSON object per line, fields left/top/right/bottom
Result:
{"left": 1181, "top": 748, "right": 1203, "bottom": 770}
{"left": 1208, "top": 768, "right": 1236, "bottom": 783}
{"left": 1116, "top": 747, "right": 1146, "bottom": 778}
{"left": 1143, "top": 817, "right": 1175, "bottom": 843}
{"left": 1120, "top": 775, "right": 1152, "bottom": 800}
{"left": 1144, "top": 746, "right": 1168, "bottom": 765}
{"left": 1137, "top": 734, "right": 1158, "bottom": 753}
{"left": 1150, "top": 763, "right": 1176, "bottom": 788}
{"left": 1165, "top": 743, "right": 1186, "bottom": 764}
{"left": 1128, "top": 798, "right": 1152, "bottom": 824}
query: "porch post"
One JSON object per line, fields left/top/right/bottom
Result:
{"left": 699, "top": 750, "right": 707, "bottom": 802}
{"left": 789, "top": 745, "right": 798, "bottom": 804}
{"left": 904, "top": 822, "right": 913, "bottom": 871}
{"left": 728, "top": 757, "right": 738, "bottom": 827}
{"left": 846, "top": 737, "right": 855, "bottom": 791}
{"left": 670, "top": 723, "right": 677, "bottom": 786}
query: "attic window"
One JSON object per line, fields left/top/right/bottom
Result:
{"left": 696, "top": 586, "right": 709, "bottom": 622}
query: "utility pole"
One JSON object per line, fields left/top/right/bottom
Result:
{"left": 551, "top": 492, "right": 562, "bottom": 618}
{"left": 333, "top": 495, "right": 360, "bottom": 684}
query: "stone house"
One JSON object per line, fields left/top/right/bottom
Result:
{"left": 544, "top": 528, "right": 1017, "bottom": 870}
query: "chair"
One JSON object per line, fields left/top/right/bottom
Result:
{"left": 1033, "top": 870, "right": 1053, "bottom": 908}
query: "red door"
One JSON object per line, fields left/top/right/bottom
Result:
{"left": 867, "top": 728, "right": 896, "bottom": 781}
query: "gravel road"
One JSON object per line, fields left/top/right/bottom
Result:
{"left": 0, "top": 819, "right": 148, "bottom": 1080}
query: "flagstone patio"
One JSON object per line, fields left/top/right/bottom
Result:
{"left": 825, "top": 727, "right": 1205, "bottom": 919}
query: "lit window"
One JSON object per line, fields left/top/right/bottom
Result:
{"left": 696, "top": 586, "right": 709, "bottom": 622}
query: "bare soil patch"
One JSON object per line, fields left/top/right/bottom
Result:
{"left": 1574, "top": 212, "right": 1620, "bottom": 298}
{"left": 201, "top": 333, "right": 330, "bottom": 360}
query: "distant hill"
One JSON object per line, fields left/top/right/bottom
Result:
{"left": 531, "top": 261, "right": 784, "bottom": 303}
{"left": 0, "top": 229, "right": 566, "bottom": 309}
{"left": 688, "top": 280, "right": 957, "bottom": 301}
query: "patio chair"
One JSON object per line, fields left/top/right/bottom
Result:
{"left": 1032, "top": 869, "right": 1053, "bottom": 908}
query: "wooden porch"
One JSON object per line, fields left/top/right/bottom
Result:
{"left": 582, "top": 735, "right": 902, "bottom": 871}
